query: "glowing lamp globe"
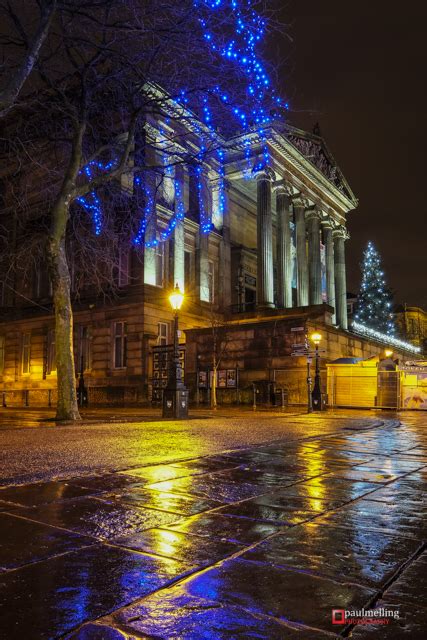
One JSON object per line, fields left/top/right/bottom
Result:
{"left": 169, "top": 284, "right": 184, "bottom": 311}
{"left": 310, "top": 332, "right": 322, "bottom": 346}
{"left": 385, "top": 349, "right": 393, "bottom": 359}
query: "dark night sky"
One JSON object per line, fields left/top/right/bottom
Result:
{"left": 277, "top": 1, "right": 427, "bottom": 307}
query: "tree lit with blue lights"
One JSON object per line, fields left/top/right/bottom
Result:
{"left": 77, "top": 0, "right": 287, "bottom": 246}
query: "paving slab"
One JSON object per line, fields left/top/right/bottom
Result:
{"left": 275, "top": 476, "right": 380, "bottom": 503}
{"left": 0, "top": 512, "right": 93, "bottom": 571}
{"left": 349, "top": 600, "right": 425, "bottom": 639}
{"left": 354, "top": 457, "right": 426, "bottom": 473}
{"left": 329, "top": 468, "right": 400, "bottom": 483}
{"left": 315, "top": 500, "right": 427, "bottom": 540}
{"left": 68, "top": 474, "right": 147, "bottom": 492}
{"left": 0, "top": 543, "right": 191, "bottom": 640}
{"left": 213, "top": 496, "right": 331, "bottom": 525}
{"left": 104, "top": 487, "right": 223, "bottom": 516}
{"left": 176, "top": 558, "right": 376, "bottom": 634}
{"left": 0, "top": 480, "right": 95, "bottom": 507}
{"left": 253, "top": 491, "right": 347, "bottom": 512}
{"left": 383, "top": 552, "right": 427, "bottom": 608}
{"left": 360, "top": 481, "right": 426, "bottom": 507}
{"left": 10, "top": 497, "right": 183, "bottom": 540}
{"left": 167, "top": 512, "right": 285, "bottom": 544}
{"left": 112, "top": 527, "right": 242, "bottom": 565}
{"left": 87, "top": 590, "right": 337, "bottom": 640}
{"left": 169, "top": 457, "right": 242, "bottom": 471}
{"left": 242, "top": 521, "right": 421, "bottom": 588}
{"left": 145, "top": 469, "right": 294, "bottom": 503}
{"left": 118, "top": 463, "right": 222, "bottom": 484}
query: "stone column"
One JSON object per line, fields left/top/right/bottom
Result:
{"left": 333, "top": 226, "right": 349, "bottom": 330}
{"left": 274, "top": 181, "right": 293, "bottom": 308}
{"left": 254, "top": 167, "right": 275, "bottom": 308}
{"left": 306, "top": 208, "right": 322, "bottom": 305}
{"left": 173, "top": 221, "right": 185, "bottom": 292}
{"left": 219, "top": 182, "right": 231, "bottom": 310}
{"left": 322, "top": 218, "right": 336, "bottom": 324}
{"left": 195, "top": 171, "right": 210, "bottom": 302}
{"left": 196, "top": 232, "right": 210, "bottom": 302}
{"left": 293, "top": 198, "right": 309, "bottom": 307}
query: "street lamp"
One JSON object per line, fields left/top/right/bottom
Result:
{"left": 162, "top": 284, "right": 189, "bottom": 419}
{"left": 385, "top": 349, "right": 393, "bottom": 359}
{"left": 310, "top": 331, "right": 322, "bottom": 411}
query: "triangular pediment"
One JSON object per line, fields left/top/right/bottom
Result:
{"left": 282, "top": 125, "right": 356, "bottom": 203}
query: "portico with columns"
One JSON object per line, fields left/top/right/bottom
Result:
{"left": 220, "top": 125, "right": 356, "bottom": 330}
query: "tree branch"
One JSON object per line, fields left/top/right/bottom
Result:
{"left": 0, "top": 0, "right": 57, "bottom": 117}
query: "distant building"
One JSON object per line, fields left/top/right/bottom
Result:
{"left": 394, "top": 305, "right": 427, "bottom": 352}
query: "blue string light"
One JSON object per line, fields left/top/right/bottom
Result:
{"left": 76, "top": 159, "right": 116, "bottom": 235}
{"left": 77, "top": 1, "right": 285, "bottom": 244}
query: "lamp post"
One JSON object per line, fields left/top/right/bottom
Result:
{"left": 162, "top": 284, "right": 189, "bottom": 419}
{"left": 310, "top": 331, "right": 322, "bottom": 411}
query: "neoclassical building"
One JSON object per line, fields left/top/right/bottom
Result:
{"left": 2, "top": 107, "right": 400, "bottom": 407}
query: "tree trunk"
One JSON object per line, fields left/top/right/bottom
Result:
{"left": 48, "top": 209, "right": 81, "bottom": 421}
{"left": 211, "top": 353, "right": 217, "bottom": 409}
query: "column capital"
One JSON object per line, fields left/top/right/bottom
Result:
{"left": 292, "top": 194, "right": 309, "bottom": 209}
{"left": 305, "top": 207, "right": 322, "bottom": 222}
{"left": 333, "top": 225, "right": 350, "bottom": 241}
{"left": 273, "top": 179, "right": 293, "bottom": 196}
{"left": 252, "top": 164, "right": 275, "bottom": 182}
{"left": 321, "top": 216, "right": 334, "bottom": 229}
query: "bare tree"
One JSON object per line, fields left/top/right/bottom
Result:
{"left": 0, "top": 0, "right": 57, "bottom": 116}
{"left": 208, "top": 309, "right": 233, "bottom": 409}
{"left": 1, "top": 0, "right": 286, "bottom": 420}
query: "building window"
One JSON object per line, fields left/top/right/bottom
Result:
{"left": 208, "top": 260, "right": 215, "bottom": 303}
{"left": 47, "top": 329, "right": 56, "bottom": 374}
{"left": 118, "top": 249, "right": 130, "bottom": 287}
{"left": 157, "top": 322, "right": 169, "bottom": 346}
{"left": 155, "top": 243, "right": 165, "bottom": 287}
{"left": 184, "top": 251, "right": 192, "bottom": 289}
{"left": 21, "top": 333, "right": 31, "bottom": 375}
{"left": 76, "top": 325, "right": 91, "bottom": 373}
{"left": 0, "top": 335, "right": 4, "bottom": 374}
{"left": 113, "top": 321, "right": 127, "bottom": 369}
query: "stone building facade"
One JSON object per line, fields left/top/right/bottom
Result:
{"left": 394, "top": 305, "right": 427, "bottom": 352}
{"left": 1, "top": 112, "right": 406, "bottom": 407}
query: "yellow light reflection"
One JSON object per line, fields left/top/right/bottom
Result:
{"left": 151, "top": 529, "right": 183, "bottom": 560}
{"left": 297, "top": 444, "right": 327, "bottom": 511}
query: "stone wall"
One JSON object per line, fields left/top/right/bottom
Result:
{"left": 185, "top": 308, "right": 408, "bottom": 406}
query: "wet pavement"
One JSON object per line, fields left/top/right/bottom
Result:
{"left": 0, "top": 410, "right": 426, "bottom": 638}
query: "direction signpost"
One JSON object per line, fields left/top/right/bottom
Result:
{"left": 290, "top": 335, "right": 326, "bottom": 413}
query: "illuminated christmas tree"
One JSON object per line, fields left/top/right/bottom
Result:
{"left": 355, "top": 242, "right": 395, "bottom": 334}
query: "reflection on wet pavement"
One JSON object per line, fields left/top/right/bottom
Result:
{"left": 1, "top": 413, "right": 426, "bottom": 639}
{"left": 243, "top": 522, "right": 421, "bottom": 587}
{"left": 167, "top": 512, "right": 285, "bottom": 544}
{"left": 0, "top": 480, "right": 95, "bottom": 507}
{"left": 101, "top": 589, "right": 330, "bottom": 639}
{"left": 1, "top": 544, "right": 191, "bottom": 639}
{"left": 113, "top": 527, "right": 242, "bottom": 565}
{"left": 0, "top": 513, "right": 93, "bottom": 570}
{"left": 9, "top": 496, "right": 183, "bottom": 540}
{"left": 104, "top": 487, "right": 223, "bottom": 516}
